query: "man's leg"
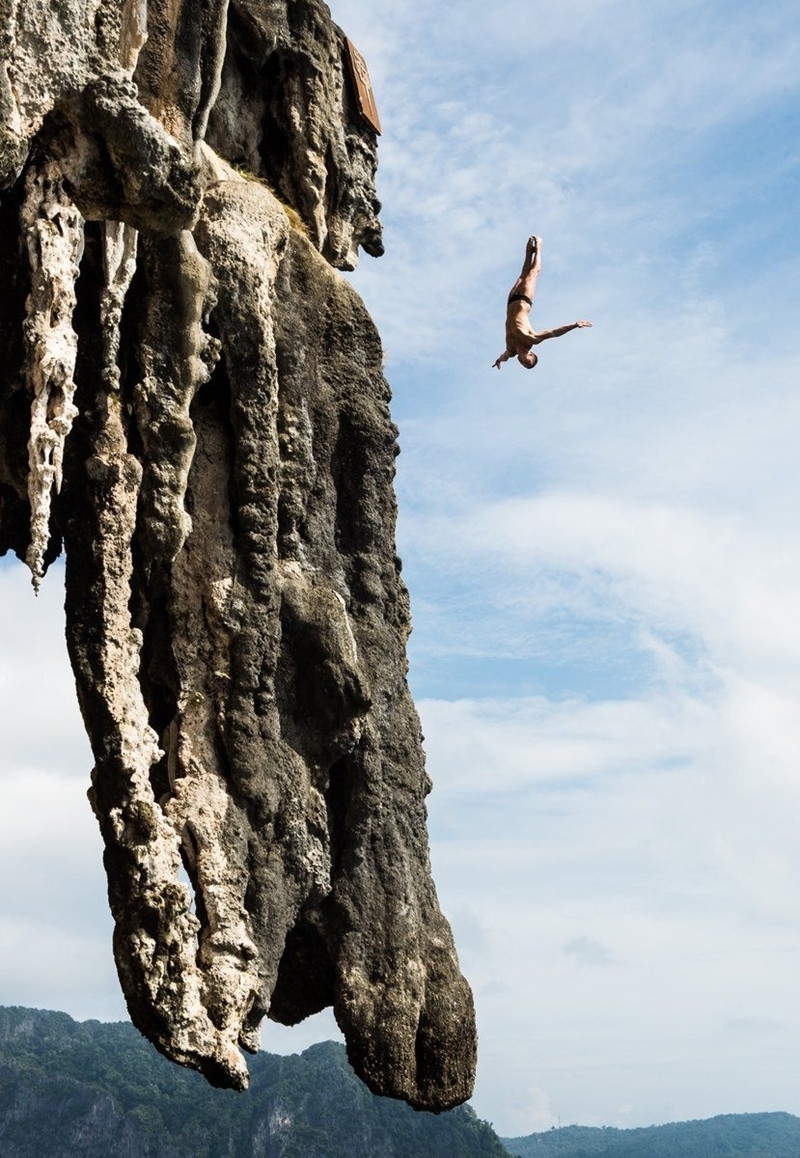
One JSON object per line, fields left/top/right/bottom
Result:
{"left": 508, "top": 235, "right": 541, "bottom": 303}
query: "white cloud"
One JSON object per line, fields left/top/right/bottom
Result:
{"left": 423, "top": 680, "right": 800, "bottom": 1133}
{"left": 563, "top": 936, "right": 613, "bottom": 968}
{"left": 414, "top": 504, "right": 800, "bottom": 750}
{"left": 0, "top": 561, "right": 90, "bottom": 772}
{"left": 0, "top": 562, "right": 119, "bottom": 1017}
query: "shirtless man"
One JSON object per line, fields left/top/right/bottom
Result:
{"left": 493, "top": 235, "right": 592, "bottom": 370}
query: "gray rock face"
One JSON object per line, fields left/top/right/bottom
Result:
{"left": 205, "top": 0, "right": 384, "bottom": 269}
{"left": 0, "top": 0, "right": 475, "bottom": 1114}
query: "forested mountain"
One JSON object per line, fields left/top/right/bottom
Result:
{"left": 3, "top": 1007, "right": 795, "bottom": 1158}
{"left": 503, "top": 1112, "right": 800, "bottom": 1158}
{"left": 0, "top": 1007, "right": 506, "bottom": 1158}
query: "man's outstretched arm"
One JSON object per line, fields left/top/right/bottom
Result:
{"left": 531, "top": 320, "right": 593, "bottom": 345}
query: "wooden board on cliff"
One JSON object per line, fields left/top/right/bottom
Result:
{"left": 345, "top": 38, "right": 382, "bottom": 135}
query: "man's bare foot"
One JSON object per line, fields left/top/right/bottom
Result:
{"left": 526, "top": 234, "right": 539, "bottom": 256}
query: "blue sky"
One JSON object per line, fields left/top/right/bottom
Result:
{"left": 2, "top": 0, "right": 800, "bottom": 1138}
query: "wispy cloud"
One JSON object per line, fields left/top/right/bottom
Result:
{"left": 423, "top": 676, "right": 800, "bottom": 1131}
{"left": 564, "top": 936, "right": 613, "bottom": 968}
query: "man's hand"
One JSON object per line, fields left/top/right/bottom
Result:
{"left": 576, "top": 319, "right": 593, "bottom": 328}
{"left": 493, "top": 351, "right": 511, "bottom": 369}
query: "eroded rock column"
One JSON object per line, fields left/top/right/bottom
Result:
{"left": 0, "top": 0, "right": 477, "bottom": 1112}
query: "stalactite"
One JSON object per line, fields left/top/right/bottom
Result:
{"left": 20, "top": 160, "right": 83, "bottom": 589}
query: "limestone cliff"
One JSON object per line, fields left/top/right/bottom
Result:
{"left": 0, "top": 0, "right": 476, "bottom": 1112}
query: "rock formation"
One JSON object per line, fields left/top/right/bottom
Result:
{"left": 0, "top": 0, "right": 476, "bottom": 1113}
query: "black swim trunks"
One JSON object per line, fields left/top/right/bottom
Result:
{"left": 507, "top": 293, "right": 532, "bottom": 306}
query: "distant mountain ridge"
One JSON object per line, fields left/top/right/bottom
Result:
{"left": 2, "top": 1007, "right": 795, "bottom": 1158}
{"left": 0, "top": 1007, "right": 506, "bottom": 1158}
{"left": 503, "top": 1111, "right": 800, "bottom": 1158}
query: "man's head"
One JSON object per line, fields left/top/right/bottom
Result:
{"left": 518, "top": 350, "right": 538, "bottom": 369}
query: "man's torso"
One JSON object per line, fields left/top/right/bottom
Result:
{"left": 505, "top": 300, "right": 535, "bottom": 354}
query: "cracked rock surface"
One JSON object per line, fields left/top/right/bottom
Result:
{"left": 0, "top": 0, "right": 476, "bottom": 1113}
